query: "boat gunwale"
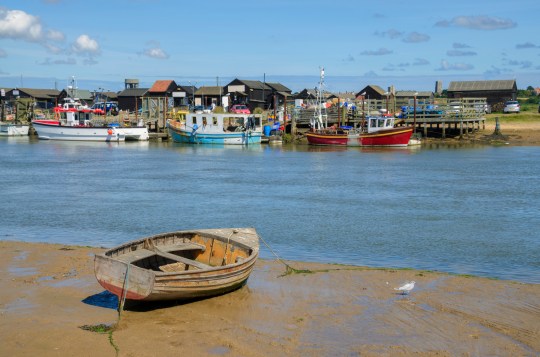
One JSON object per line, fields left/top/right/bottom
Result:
{"left": 96, "top": 228, "right": 259, "bottom": 275}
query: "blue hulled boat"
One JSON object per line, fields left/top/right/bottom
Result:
{"left": 167, "top": 112, "right": 262, "bottom": 145}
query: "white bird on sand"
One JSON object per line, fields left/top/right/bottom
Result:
{"left": 394, "top": 281, "right": 415, "bottom": 295}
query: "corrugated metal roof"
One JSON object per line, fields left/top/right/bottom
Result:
{"left": 195, "top": 86, "right": 223, "bottom": 96}
{"left": 448, "top": 80, "right": 516, "bottom": 91}
{"left": 266, "top": 82, "right": 291, "bottom": 93}
{"left": 236, "top": 79, "right": 272, "bottom": 91}
{"left": 18, "top": 88, "right": 60, "bottom": 99}
{"left": 118, "top": 88, "right": 149, "bottom": 97}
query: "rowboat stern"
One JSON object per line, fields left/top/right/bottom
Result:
{"left": 94, "top": 253, "right": 155, "bottom": 300}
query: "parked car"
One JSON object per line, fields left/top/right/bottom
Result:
{"left": 91, "top": 102, "right": 118, "bottom": 114}
{"left": 503, "top": 100, "right": 520, "bottom": 113}
{"left": 229, "top": 104, "right": 250, "bottom": 114}
{"left": 190, "top": 105, "right": 212, "bottom": 113}
{"left": 474, "top": 103, "right": 491, "bottom": 114}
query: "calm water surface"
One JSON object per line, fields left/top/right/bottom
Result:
{"left": 1, "top": 137, "right": 539, "bottom": 283}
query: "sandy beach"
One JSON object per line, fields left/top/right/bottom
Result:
{"left": 1, "top": 240, "right": 539, "bottom": 356}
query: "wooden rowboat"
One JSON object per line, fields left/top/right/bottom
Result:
{"left": 94, "top": 228, "right": 259, "bottom": 302}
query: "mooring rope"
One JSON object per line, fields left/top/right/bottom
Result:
{"left": 118, "top": 263, "right": 131, "bottom": 314}
{"left": 258, "top": 234, "right": 312, "bottom": 275}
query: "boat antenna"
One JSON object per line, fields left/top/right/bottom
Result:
{"left": 67, "top": 76, "right": 77, "bottom": 99}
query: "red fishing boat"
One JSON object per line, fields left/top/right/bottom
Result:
{"left": 305, "top": 68, "right": 361, "bottom": 146}
{"left": 360, "top": 113, "right": 414, "bottom": 147}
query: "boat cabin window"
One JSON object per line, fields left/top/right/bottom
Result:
{"left": 202, "top": 117, "right": 207, "bottom": 126}
{"left": 191, "top": 117, "right": 197, "bottom": 125}
{"left": 213, "top": 116, "right": 218, "bottom": 125}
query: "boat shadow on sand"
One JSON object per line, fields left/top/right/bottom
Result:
{"left": 82, "top": 285, "right": 249, "bottom": 312}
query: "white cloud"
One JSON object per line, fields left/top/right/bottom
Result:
{"left": 453, "top": 42, "right": 471, "bottom": 49}
{"left": 506, "top": 60, "right": 532, "bottom": 69}
{"left": 143, "top": 45, "right": 169, "bottom": 59}
{"left": 413, "top": 58, "right": 430, "bottom": 66}
{"left": 436, "top": 60, "right": 474, "bottom": 71}
{"left": 46, "top": 29, "right": 65, "bottom": 42}
{"left": 447, "top": 50, "right": 477, "bottom": 57}
{"left": 435, "top": 16, "right": 516, "bottom": 30}
{"left": 71, "top": 34, "right": 100, "bottom": 55}
{"left": 403, "top": 32, "right": 430, "bottom": 43}
{"left": 374, "top": 29, "right": 403, "bottom": 39}
{"left": 44, "top": 43, "right": 63, "bottom": 54}
{"left": 516, "top": 42, "right": 539, "bottom": 49}
{"left": 0, "top": 8, "right": 43, "bottom": 42}
{"left": 360, "top": 48, "right": 393, "bottom": 56}
{"left": 39, "top": 57, "right": 76, "bottom": 66}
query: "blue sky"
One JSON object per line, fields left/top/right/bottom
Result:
{"left": 1, "top": 0, "right": 539, "bottom": 93}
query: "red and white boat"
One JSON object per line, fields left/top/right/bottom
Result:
{"left": 32, "top": 77, "right": 149, "bottom": 142}
{"left": 360, "top": 113, "right": 414, "bottom": 147}
{"left": 32, "top": 97, "right": 126, "bottom": 142}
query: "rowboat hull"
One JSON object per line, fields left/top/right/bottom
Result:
{"left": 32, "top": 120, "right": 126, "bottom": 142}
{"left": 360, "top": 127, "right": 413, "bottom": 147}
{"left": 94, "top": 228, "right": 259, "bottom": 301}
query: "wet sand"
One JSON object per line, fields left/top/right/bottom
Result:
{"left": 1, "top": 241, "right": 539, "bottom": 356}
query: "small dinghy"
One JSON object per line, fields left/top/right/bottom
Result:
{"left": 94, "top": 228, "right": 259, "bottom": 302}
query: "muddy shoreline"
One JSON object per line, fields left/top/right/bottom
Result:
{"left": 1, "top": 241, "right": 539, "bottom": 356}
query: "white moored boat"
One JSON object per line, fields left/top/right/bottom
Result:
{"left": 0, "top": 123, "right": 30, "bottom": 136}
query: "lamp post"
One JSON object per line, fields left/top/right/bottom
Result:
{"left": 97, "top": 87, "right": 106, "bottom": 116}
{"left": 360, "top": 91, "right": 366, "bottom": 128}
{"left": 188, "top": 81, "right": 197, "bottom": 109}
{"left": 413, "top": 92, "right": 418, "bottom": 134}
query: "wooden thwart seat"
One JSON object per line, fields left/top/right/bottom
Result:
{"left": 115, "top": 248, "right": 155, "bottom": 263}
{"left": 115, "top": 244, "right": 209, "bottom": 270}
{"left": 159, "top": 242, "right": 206, "bottom": 253}
{"left": 153, "top": 249, "right": 209, "bottom": 270}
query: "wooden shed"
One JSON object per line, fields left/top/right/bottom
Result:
{"left": 117, "top": 88, "right": 148, "bottom": 112}
{"left": 355, "top": 85, "right": 386, "bottom": 100}
{"left": 194, "top": 86, "right": 223, "bottom": 107}
{"left": 5, "top": 88, "right": 60, "bottom": 109}
{"left": 447, "top": 80, "right": 517, "bottom": 107}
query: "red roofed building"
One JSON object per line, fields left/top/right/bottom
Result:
{"left": 147, "top": 80, "right": 178, "bottom": 97}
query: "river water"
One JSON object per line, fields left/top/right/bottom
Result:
{"left": 1, "top": 137, "right": 539, "bottom": 283}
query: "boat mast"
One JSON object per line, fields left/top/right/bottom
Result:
{"left": 312, "top": 67, "right": 327, "bottom": 130}
{"left": 67, "top": 76, "right": 77, "bottom": 99}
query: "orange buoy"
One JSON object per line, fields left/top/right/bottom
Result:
{"left": 107, "top": 129, "right": 113, "bottom": 135}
